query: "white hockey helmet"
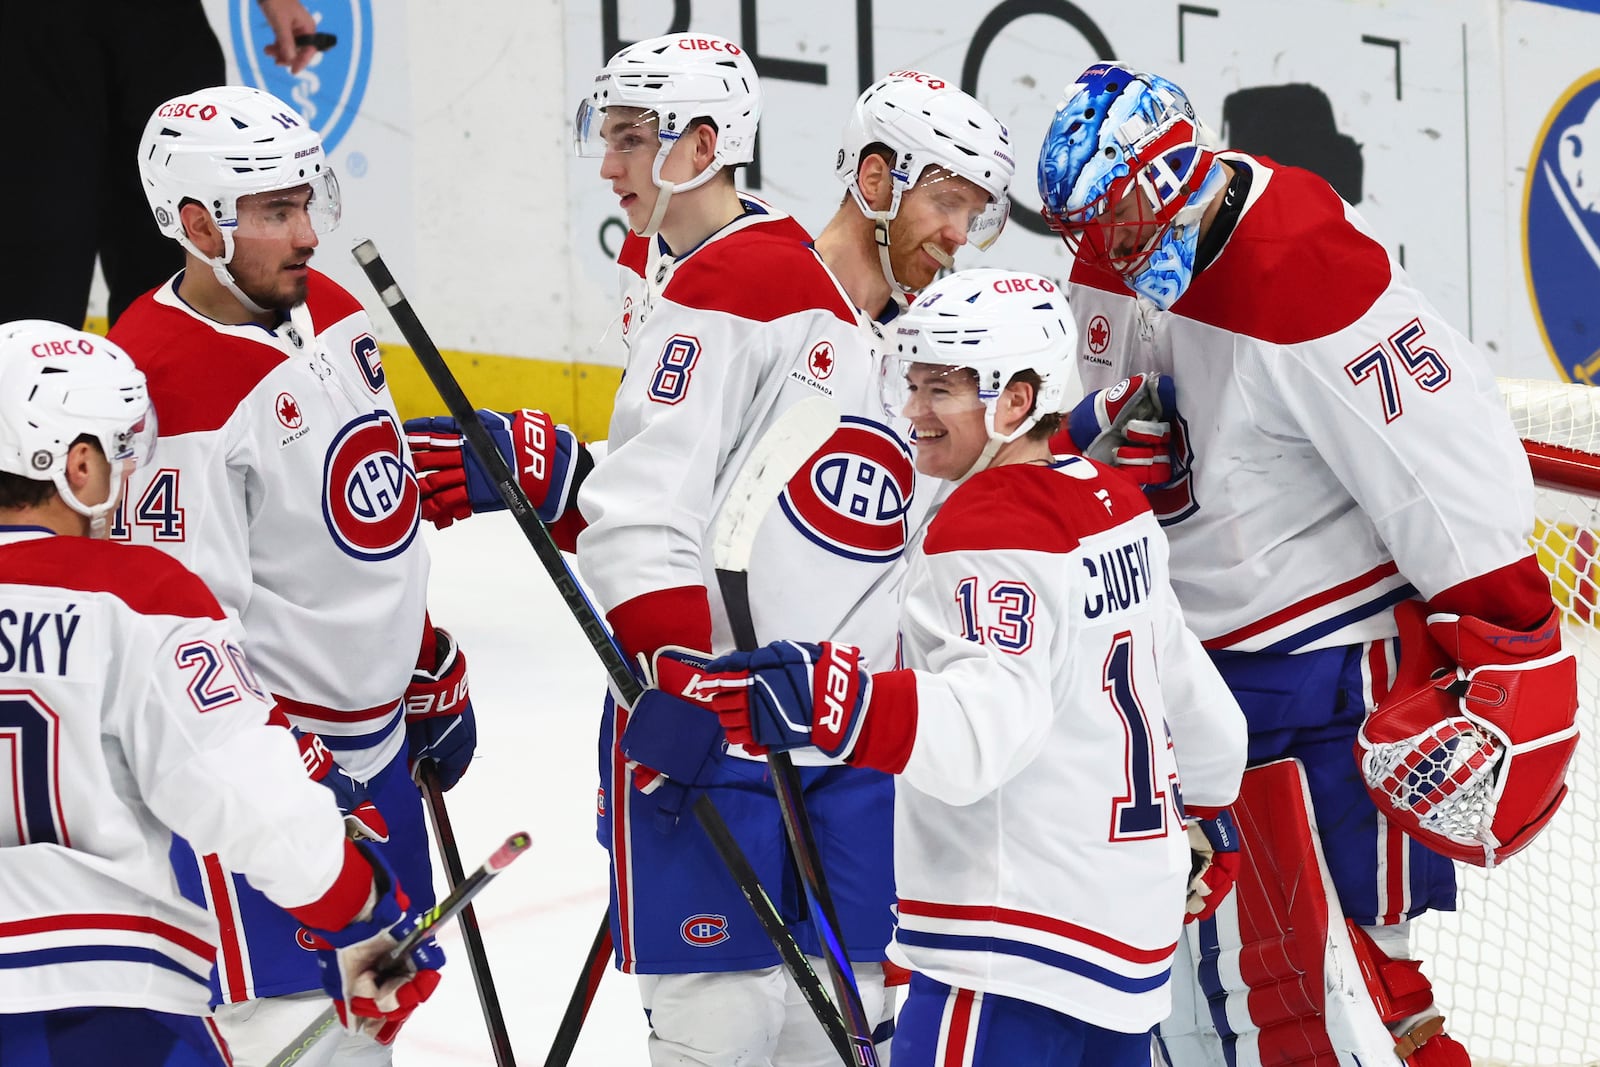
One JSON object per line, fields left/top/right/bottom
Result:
{"left": 882, "top": 268, "right": 1079, "bottom": 477}
{"left": 575, "top": 33, "right": 761, "bottom": 236}
{"left": 0, "top": 321, "right": 156, "bottom": 536}
{"left": 838, "top": 72, "right": 1015, "bottom": 249}
{"left": 138, "top": 86, "right": 339, "bottom": 309}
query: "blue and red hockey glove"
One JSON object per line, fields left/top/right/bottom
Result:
{"left": 404, "top": 408, "right": 586, "bottom": 529}
{"left": 405, "top": 626, "right": 476, "bottom": 791}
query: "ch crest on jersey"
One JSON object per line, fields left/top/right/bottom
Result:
{"left": 321, "top": 412, "right": 420, "bottom": 561}
{"left": 778, "top": 416, "right": 913, "bottom": 563}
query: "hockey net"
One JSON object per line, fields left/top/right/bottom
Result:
{"left": 1411, "top": 378, "right": 1600, "bottom": 1067}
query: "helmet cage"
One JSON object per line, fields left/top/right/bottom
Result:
{"left": 1038, "top": 63, "right": 1225, "bottom": 308}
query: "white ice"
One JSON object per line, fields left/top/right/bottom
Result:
{"left": 396, "top": 514, "right": 650, "bottom": 1065}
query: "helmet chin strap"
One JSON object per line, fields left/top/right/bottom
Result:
{"left": 638, "top": 180, "right": 675, "bottom": 238}
{"left": 180, "top": 231, "right": 272, "bottom": 316}
{"left": 871, "top": 213, "right": 915, "bottom": 310}
{"left": 956, "top": 409, "right": 1041, "bottom": 483}
{"left": 56, "top": 467, "right": 124, "bottom": 539}
{"left": 638, "top": 147, "right": 727, "bottom": 240}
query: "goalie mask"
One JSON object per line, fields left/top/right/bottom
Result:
{"left": 0, "top": 321, "right": 156, "bottom": 538}
{"left": 837, "top": 72, "right": 1015, "bottom": 301}
{"left": 880, "top": 268, "right": 1080, "bottom": 480}
{"left": 139, "top": 86, "right": 340, "bottom": 313}
{"left": 1355, "top": 600, "right": 1580, "bottom": 868}
{"left": 575, "top": 33, "right": 761, "bottom": 238}
{"left": 1037, "top": 63, "right": 1228, "bottom": 310}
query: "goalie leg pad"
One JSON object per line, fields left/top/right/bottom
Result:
{"left": 1159, "top": 759, "right": 1397, "bottom": 1067}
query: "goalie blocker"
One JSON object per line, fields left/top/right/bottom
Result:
{"left": 1355, "top": 600, "right": 1579, "bottom": 868}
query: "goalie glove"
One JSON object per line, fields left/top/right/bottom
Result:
{"left": 1184, "top": 807, "right": 1240, "bottom": 923}
{"left": 404, "top": 408, "right": 586, "bottom": 529}
{"left": 1356, "top": 600, "right": 1579, "bottom": 867}
{"left": 1061, "top": 374, "right": 1185, "bottom": 488}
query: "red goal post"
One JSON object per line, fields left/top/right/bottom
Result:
{"left": 1410, "top": 378, "right": 1600, "bottom": 1067}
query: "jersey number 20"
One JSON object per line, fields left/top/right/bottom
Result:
{"left": 0, "top": 692, "right": 69, "bottom": 847}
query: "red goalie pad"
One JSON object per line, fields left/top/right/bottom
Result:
{"left": 1355, "top": 601, "right": 1580, "bottom": 867}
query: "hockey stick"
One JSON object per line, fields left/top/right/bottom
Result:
{"left": 351, "top": 240, "right": 856, "bottom": 1066}
{"left": 268, "top": 831, "right": 532, "bottom": 1067}
{"left": 711, "top": 397, "right": 880, "bottom": 1066}
{"left": 541, "top": 916, "right": 611, "bottom": 1067}
{"left": 418, "top": 761, "right": 517, "bottom": 1065}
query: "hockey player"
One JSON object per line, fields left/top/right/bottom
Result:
{"left": 0, "top": 320, "right": 441, "bottom": 1065}
{"left": 106, "top": 86, "right": 474, "bottom": 1066}
{"left": 1036, "top": 63, "right": 1578, "bottom": 1066}
{"left": 813, "top": 71, "right": 1014, "bottom": 322}
{"left": 702, "top": 269, "right": 1248, "bottom": 1067}
{"left": 400, "top": 63, "right": 1020, "bottom": 1064}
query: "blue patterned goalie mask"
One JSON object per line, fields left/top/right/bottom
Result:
{"left": 1037, "top": 63, "right": 1228, "bottom": 309}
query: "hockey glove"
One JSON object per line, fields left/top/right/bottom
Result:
{"left": 404, "top": 408, "right": 584, "bottom": 529}
{"left": 1063, "top": 374, "right": 1183, "bottom": 487}
{"left": 1184, "top": 806, "right": 1241, "bottom": 923}
{"left": 620, "top": 647, "right": 723, "bottom": 796}
{"left": 707, "top": 641, "right": 873, "bottom": 761}
{"left": 304, "top": 843, "right": 445, "bottom": 1046}
{"left": 298, "top": 728, "right": 390, "bottom": 843}
{"left": 405, "top": 627, "right": 477, "bottom": 791}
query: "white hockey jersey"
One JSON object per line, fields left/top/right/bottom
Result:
{"left": 110, "top": 272, "right": 430, "bottom": 779}
{"left": 887, "top": 459, "right": 1246, "bottom": 1033}
{"left": 1067, "top": 154, "right": 1536, "bottom": 653}
{"left": 0, "top": 530, "right": 360, "bottom": 1016}
{"left": 579, "top": 200, "right": 923, "bottom": 673}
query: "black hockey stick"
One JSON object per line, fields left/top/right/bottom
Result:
{"left": 268, "top": 831, "right": 532, "bottom": 1067}
{"left": 542, "top": 916, "right": 611, "bottom": 1067}
{"left": 418, "top": 761, "right": 517, "bottom": 1065}
{"left": 351, "top": 239, "right": 856, "bottom": 1066}
{"left": 710, "top": 397, "right": 880, "bottom": 1066}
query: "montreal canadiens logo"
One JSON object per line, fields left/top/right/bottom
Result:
{"left": 779, "top": 416, "right": 913, "bottom": 563}
{"left": 680, "top": 914, "right": 730, "bottom": 947}
{"left": 322, "top": 412, "right": 420, "bottom": 561}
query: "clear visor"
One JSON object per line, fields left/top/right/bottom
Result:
{"left": 231, "top": 171, "right": 341, "bottom": 238}
{"left": 574, "top": 100, "right": 663, "bottom": 158}
{"left": 901, "top": 168, "right": 1009, "bottom": 252}
{"left": 878, "top": 352, "right": 988, "bottom": 423}
{"left": 109, "top": 403, "right": 159, "bottom": 474}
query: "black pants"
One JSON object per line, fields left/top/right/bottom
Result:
{"left": 0, "top": 0, "right": 224, "bottom": 326}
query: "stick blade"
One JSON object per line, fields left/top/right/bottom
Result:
{"left": 713, "top": 396, "right": 841, "bottom": 574}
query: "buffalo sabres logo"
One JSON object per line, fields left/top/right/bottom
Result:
{"left": 321, "top": 412, "right": 420, "bottom": 560}
{"left": 779, "top": 416, "right": 914, "bottom": 563}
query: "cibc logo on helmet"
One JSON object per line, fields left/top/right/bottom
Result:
{"left": 677, "top": 37, "right": 741, "bottom": 54}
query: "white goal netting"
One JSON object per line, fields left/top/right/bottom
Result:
{"left": 1410, "top": 378, "right": 1600, "bottom": 1067}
